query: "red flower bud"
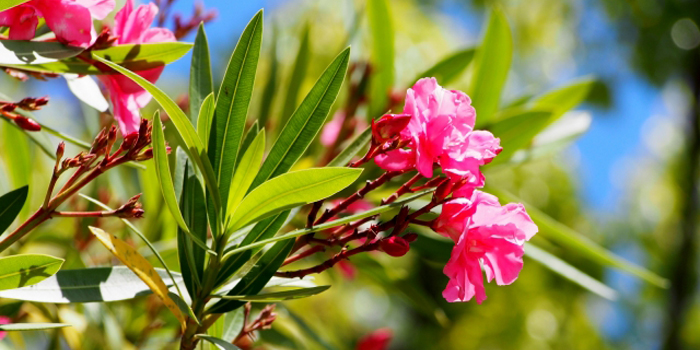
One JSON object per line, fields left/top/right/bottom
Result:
{"left": 13, "top": 116, "right": 41, "bottom": 131}
{"left": 121, "top": 132, "right": 139, "bottom": 150}
{"left": 371, "top": 114, "right": 412, "bottom": 143}
{"left": 379, "top": 236, "right": 410, "bottom": 257}
{"left": 357, "top": 328, "right": 393, "bottom": 350}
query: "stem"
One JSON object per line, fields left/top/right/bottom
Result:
{"left": 275, "top": 241, "right": 381, "bottom": 278}
{"left": 52, "top": 210, "right": 120, "bottom": 218}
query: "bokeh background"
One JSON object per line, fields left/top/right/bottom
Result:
{"left": 2, "top": 0, "right": 700, "bottom": 349}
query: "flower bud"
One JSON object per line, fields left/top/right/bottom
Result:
{"left": 371, "top": 114, "right": 411, "bottom": 143}
{"left": 121, "top": 132, "right": 139, "bottom": 150}
{"left": 13, "top": 116, "right": 41, "bottom": 131}
{"left": 56, "top": 142, "right": 65, "bottom": 160}
{"left": 379, "top": 236, "right": 410, "bottom": 257}
{"left": 357, "top": 328, "right": 393, "bottom": 350}
{"left": 17, "top": 96, "right": 48, "bottom": 111}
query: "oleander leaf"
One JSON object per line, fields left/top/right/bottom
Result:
{"left": 212, "top": 285, "right": 330, "bottom": 302}
{"left": 0, "top": 254, "right": 63, "bottom": 291}
{"left": 414, "top": 47, "right": 475, "bottom": 86}
{"left": 0, "top": 323, "right": 71, "bottom": 331}
{"left": 190, "top": 24, "right": 214, "bottom": 124}
{"left": 280, "top": 23, "right": 310, "bottom": 126}
{"left": 327, "top": 126, "right": 371, "bottom": 167}
{"left": 227, "top": 131, "right": 265, "bottom": 218}
{"left": 197, "top": 335, "right": 242, "bottom": 350}
{"left": 367, "top": 0, "right": 395, "bottom": 116}
{"left": 0, "top": 40, "right": 83, "bottom": 65}
{"left": 0, "top": 185, "right": 28, "bottom": 235}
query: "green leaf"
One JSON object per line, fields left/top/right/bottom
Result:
{"left": 0, "top": 185, "right": 28, "bottom": 235}
{"left": 235, "top": 121, "right": 260, "bottom": 169}
{"left": 216, "top": 211, "right": 289, "bottom": 287}
{"left": 470, "top": 8, "right": 513, "bottom": 126}
{"left": 197, "top": 334, "right": 242, "bottom": 350}
{"left": 5, "top": 42, "right": 193, "bottom": 74}
{"left": 0, "top": 40, "right": 83, "bottom": 65}
{"left": 93, "top": 55, "right": 221, "bottom": 212}
{"left": 327, "top": 126, "right": 371, "bottom": 167}
{"left": 0, "top": 254, "right": 63, "bottom": 291}
{"left": 0, "top": 266, "right": 182, "bottom": 303}
{"left": 197, "top": 93, "right": 216, "bottom": 149}
{"left": 224, "top": 189, "right": 433, "bottom": 258}
{"left": 209, "top": 10, "right": 263, "bottom": 213}
{"left": 251, "top": 48, "right": 351, "bottom": 189}
{"left": 280, "top": 23, "right": 311, "bottom": 127}
{"left": 152, "top": 115, "right": 212, "bottom": 254}
{"left": 221, "top": 309, "right": 245, "bottom": 342}
{"left": 0, "top": 323, "right": 71, "bottom": 331}
{"left": 0, "top": 0, "right": 30, "bottom": 11}
{"left": 531, "top": 77, "right": 595, "bottom": 121}
{"left": 525, "top": 244, "right": 618, "bottom": 300}
{"left": 178, "top": 171, "right": 208, "bottom": 298}
{"left": 208, "top": 239, "right": 294, "bottom": 313}
{"left": 414, "top": 48, "right": 475, "bottom": 86}
{"left": 227, "top": 131, "right": 265, "bottom": 218}
{"left": 367, "top": 0, "right": 395, "bottom": 116}
{"left": 229, "top": 167, "right": 362, "bottom": 231}
{"left": 488, "top": 110, "right": 551, "bottom": 163}
{"left": 212, "top": 286, "right": 330, "bottom": 302}
{"left": 490, "top": 188, "right": 669, "bottom": 288}
{"left": 190, "top": 25, "right": 214, "bottom": 124}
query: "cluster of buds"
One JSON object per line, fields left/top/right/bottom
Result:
{"left": 154, "top": 0, "right": 217, "bottom": 40}
{"left": 114, "top": 194, "right": 145, "bottom": 218}
{"left": 2, "top": 67, "right": 59, "bottom": 82}
{"left": 0, "top": 96, "right": 49, "bottom": 131}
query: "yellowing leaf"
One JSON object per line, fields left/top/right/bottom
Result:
{"left": 88, "top": 227, "right": 186, "bottom": 328}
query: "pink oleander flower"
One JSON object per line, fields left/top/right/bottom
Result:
{"left": 0, "top": 316, "right": 10, "bottom": 340}
{"left": 98, "top": 0, "right": 175, "bottom": 135}
{"left": 356, "top": 328, "right": 393, "bottom": 350}
{"left": 375, "top": 78, "right": 502, "bottom": 196}
{"left": 435, "top": 191, "right": 537, "bottom": 303}
{"left": 0, "top": 0, "right": 114, "bottom": 47}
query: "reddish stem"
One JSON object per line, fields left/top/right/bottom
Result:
{"left": 275, "top": 241, "right": 381, "bottom": 278}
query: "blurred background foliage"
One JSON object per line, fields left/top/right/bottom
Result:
{"left": 1, "top": 0, "right": 699, "bottom": 349}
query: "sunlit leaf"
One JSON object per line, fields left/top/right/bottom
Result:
{"left": 0, "top": 323, "right": 71, "bottom": 331}
{"left": 0, "top": 40, "right": 83, "bottom": 65}
{"left": 212, "top": 286, "right": 330, "bottom": 302}
{"left": 531, "top": 77, "right": 595, "bottom": 120}
{"left": 0, "top": 185, "right": 28, "bottom": 235}
{"left": 178, "top": 170, "right": 208, "bottom": 298}
{"left": 488, "top": 110, "right": 551, "bottom": 163}
{"left": 327, "top": 126, "right": 371, "bottom": 167}
{"left": 197, "top": 334, "right": 242, "bottom": 350}
{"left": 197, "top": 93, "right": 216, "bottom": 149}
{"left": 0, "top": 0, "right": 30, "bottom": 11}
{"left": 209, "top": 10, "right": 263, "bottom": 213}
{"left": 190, "top": 24, "right": 214, "bottom": 124}
{"left": 227, "top": 131, "right": 265, "bottom": 218}
{"left": 229, "top": 167, "right": 362, "bottom": 231}
{"left": 0, "top": 266, "right": 182, "bottom": 303}
{"left": 88, "top": 227, "right": 187, "bottom": 328}
{"left": 414, "top": 47, "right": 475, "bottom": 86}
{"left": 0, "top": 254, "right": 63, "bottom": 291}
{"left": 367, "top": 0, "right": 395, "bottom": 116}
{"left": 251, "top": 48, "right": 351, "bottom": 189}
{"left": 470, "top": 8, "right": 513, "bottom": 126}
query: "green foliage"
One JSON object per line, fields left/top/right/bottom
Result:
{"left": 190, "top": 25, "right": 214, "bottom": 124}
{"left": 0, "top": 185, "right": 28, "bottom": 235}
{"left": 212, "top": 285, "right": 331, "bottom": 302}
{"left": 0, "top": 254, "right": 63, "bottom": 291}
{"left": 367, "top": 0, "right": 395, "bottom": 116}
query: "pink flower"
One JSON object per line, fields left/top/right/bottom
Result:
{"left": 437, "top": 191, "right": 537, "bottom": 303}
{"left": 356, "top": 328, "right": 393, "bottom": 350}
{"left": 0, "top": 0, "right": 114, "bottom": 47}
{"left": 0, "top": 316, "right": 10, "bottom": 340}
{"left": 371, "top": 113, "right": 412, "bottom": 143}
{"left": 374, "top": 78, "right": 501, "bottom": 196}
{"left": 98, "top": 0, "right": 175, "bottom": 135}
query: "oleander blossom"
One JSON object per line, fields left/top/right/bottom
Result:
{"left": 374, "top": 78, "right": 502, "bottom": 197}
{"left": 98, "top": 0, "right": 175, "bottom": 135}
{"left": 0, "top": 0, "right": 115, "bottom": 47}
{"left": 435, "top": 190, "right": 538, "bottom": 303}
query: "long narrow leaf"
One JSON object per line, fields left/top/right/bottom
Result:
{"left": 211, "top": 286, "right": 330, "bottom": 302}
{"left": 0, "top": 254, "right": 63, "bottom": 291}
{"left": 227, "top": 131, "right": 265, "bottom": 218}
{"left": 197, "top": 93, "right": 216, "bottom": 150}
{"left": 209, "top": 10, "right": 263, "bottom": 212}
{"left": 327, "top": 126, "right": 371, "bottom": 167}
{"left": 0, "top": 186, "right": 28, "bottom": 235}
{"left": 414, "top": 48, "right": 475, "bottom": 86}
{"left": 0, "top": 323, "right": 70, "bottom": 331}
{"left": 280, "top": 23, "right": 311, "bottom": 126}
{"left": 367, "top": 0, "right": 395, "bottom": 116}
{"left": 251, "top": 48, "right": 351, "bottom": 189}
{"left": 190, "top": 24, "right": 214, "bottom": 124}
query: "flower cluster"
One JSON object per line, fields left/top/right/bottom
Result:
{"left": 368, "top": 78, "right": 537, "bottom": 303}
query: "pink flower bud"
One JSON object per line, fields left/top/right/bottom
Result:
{"left": 379, "top": 236, "right": 410, "bottom": 257}
{"left": 371, "top": 114, "right": 412, "bottom": 143}
{"left": 13, "top": 116, "right": 41, "bottom": 131}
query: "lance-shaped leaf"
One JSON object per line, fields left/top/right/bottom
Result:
{"left": 0, "top": 323, "right": 71, "bottom": 331}
{"left": 327, "top": 126, "right": 371, "bottom": 167}
{"left": 212, "top": 285, "right": 330, "bottom": 302}
{"left": 531, "top": 77, "right": 596, "bottom": 121}
{"left": 152, "top": 115, "right": 212, "bottom": 253}
{"left": 0, "top": 254, "right": 63, "bottom": 291}
{"left": 197, "top": 93, "right": 216, "bottom": 148}
{"left": 88, "top": 227, "right": 187, "bottom": 328}
{"left": 209, "top": 10, "right": 263, "bottom": 213}
{"left": 190, "top": 25, "right": 214, "bottom": 124}
{"left": 93, "top": 55, "right": 221, "bottom": 211}
{"left": 258, "top": 24, "right": 279, "bottom": 128}
{"left": 251, "top": 48, "right": 351, "bottom": 189}
{"left": 178, "top": 171, "right": 208, "bottom": 298}
{"left": 470, "top": 8, "right": 513, "bottom": 127}
{"left": 280, "top": 23, "right": 310, "bottom": 126}
{"left": 208, "top": 239, "right": 294, "bottom": 314}
{"left": 227, "top": 131, "right": 265, "bottom": 217}
{"left": 5, "top": 42, "right": 192, "bottom": 74}
{"left": 367, "top": 0, "right": 395, "bottom": 116}
{"left": 0, "top": 266, "right": 182, "bottom": 303}
{"left": 0, "top": 40, "right": 83, "bottom": 65}
{"left": 488, "top": 110, "right": 551, "bottom": 163}
{"left": 197, "top": 334, "right": 242, "bottom": 350}
{"left": 489, "top": 188, "right": 669, "bottom": 288}
{"left": 229, "top": 167, "right": 362, "bottom": 231}
{"left": 413, "top": 47, "right": 475, "bottom": 87}
{"left": 0, "top": 185, "right": 28, "bottom": 235}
